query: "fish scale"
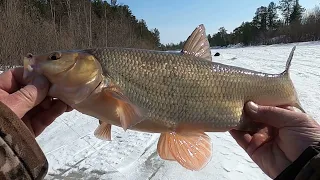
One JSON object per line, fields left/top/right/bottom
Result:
{"left": 84, "top": 47, "right": 298, "bottom": 130}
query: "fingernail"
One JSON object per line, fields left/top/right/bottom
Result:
{"left": 31, "top": 76, "right": 48, "bottom": 89}
{"left": 247, "top": 101, "right": 258, "bottom": 113}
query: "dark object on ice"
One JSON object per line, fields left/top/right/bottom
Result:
{"left": 214, "top": 52, "right": 220, "bottom": 56}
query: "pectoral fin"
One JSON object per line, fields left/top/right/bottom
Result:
{"left": 157, "top": 131, "right": 212, "bottom": 171}
{"left": 94, "top": 120, "right": 112, "bottom": 141}
{"left": 102, "top": 87, "right": 145, "bottom": 131}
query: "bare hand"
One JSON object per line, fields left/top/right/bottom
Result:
{"left": 230, "top": 101, "right": 320, "bottom": 179}
{"left": 0, "top": 67, "right": 72, "bottom": 137}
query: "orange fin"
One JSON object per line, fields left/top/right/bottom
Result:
{"left": 103, "top": 87, "right": 145, "bottom": 131}
{"left": 94, "top": 120, "right": 112, "bottom": 141}
{"left": 157, "top": 132, "right": 175, "bottom": 161}
{"left": 157, "top": 131, "right": 212, "bottom": 171}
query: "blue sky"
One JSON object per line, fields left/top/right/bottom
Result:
{"left": 116, "top": 0, "right": 319, "bottom": 44}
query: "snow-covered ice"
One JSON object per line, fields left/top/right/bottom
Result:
{"left": 35, "top": 42, "right": 320, "bottom": 180}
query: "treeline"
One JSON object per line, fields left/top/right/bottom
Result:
{"left": 0, "top": 0, "right": 161, "bottom": 68}
{"left": 163, "top": 0, "right": 320, "bottom": 50}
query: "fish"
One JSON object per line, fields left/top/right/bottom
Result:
{"left": 22, "top": 24, "right": 304, "bottom": 171}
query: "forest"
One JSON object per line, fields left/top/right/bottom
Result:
{"left": 163, "top": 0, "right": 320, "bottom": 50}
{"left": 1, "top": 0, "right": 320, "bottom": 67}
{"left": 0, "top": 0, "right": 161, "bottom": 67}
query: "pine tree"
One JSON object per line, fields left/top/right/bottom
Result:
{"left": 279, "top": 0, "right": 294, "bottom": 25}
{"left": 212, "top": 27, "right": 228, "bottom": 46}
{"left": 289, "top": 0, "right": 305, "bottom": 24}
{"left": 207, "top": 34, "right": 213, "bottom": 46}
{"left": 253, "top": 6, "right": 268, "bottom": 31}
{"left": 267, "top": 2, "right": 279, "bottom": 30}
{"left": 151, "top": 28, "right": 160, "bottom": 47}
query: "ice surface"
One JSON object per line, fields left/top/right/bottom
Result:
{"left": 35, "top": 42, "right": 320, "bottom": 180}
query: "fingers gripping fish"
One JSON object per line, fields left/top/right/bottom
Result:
{"left": 22, "top": 24, "right": 304, "bottom": 171}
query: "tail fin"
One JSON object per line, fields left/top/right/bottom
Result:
{"left": 282, "top": 46, "right": 296, "bottom": 75}
{"left": 281, "top": 46, "right": 306, "bottom": 113}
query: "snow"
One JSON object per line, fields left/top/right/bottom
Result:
{"left": 33, "top": 42, "right": 320, "bottom": 180}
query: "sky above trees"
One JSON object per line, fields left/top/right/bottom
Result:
{"left": 117, "top": 0, "right": 319, "bottom": 44}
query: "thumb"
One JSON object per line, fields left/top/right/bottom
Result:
{"left": 245, "top": 101, "right": 306, "bottom": 128}
{"left": 3, "top": 75, "right": 49, "bottom": 118}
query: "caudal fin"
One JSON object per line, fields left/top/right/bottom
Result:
{"left": 281, "top": 46, "right": 307, "bottom": 113}
{"left": 282, "top": 46, "right": 296, "bottom": 75}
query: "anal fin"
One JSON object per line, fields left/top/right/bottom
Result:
{"left": 157, "top": 131, "right": 212, "bottom": 171}
{"left": 157, "top": 132, "right": 175, "bottom": 161}
{"left": 94, "top": 120, "right": 112, "bottom": 141}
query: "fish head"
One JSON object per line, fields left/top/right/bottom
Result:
{"left": 23, "top": 51, "right": 101, "bottom": 84}
{"left": 23, "top": 50, "right": 103, "bottom": 105}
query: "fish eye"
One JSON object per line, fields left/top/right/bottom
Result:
{"left": 26, "top": 53, "right": 33, "bottom": 58}
{"left": 49, "top": 52, "right": 62, "bottom": 61}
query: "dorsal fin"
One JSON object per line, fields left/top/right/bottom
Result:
{"left": 181, "top": 24, "right": 212, "bottom": 61}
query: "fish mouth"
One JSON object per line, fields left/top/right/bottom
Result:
{"left": 23, "top": 55, "right": 37, "bottom": 82}
{"left": 23, "top": 57, "right": 34, "bottom": 71}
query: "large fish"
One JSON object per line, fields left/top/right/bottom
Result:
{"left": 23, "top": 24, "right": 304, "bottom": 171}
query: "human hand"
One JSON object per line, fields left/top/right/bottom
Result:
{"left": 230, "top": 101, "right": 320, "bottom": 179}
{"left": 0, "top": 67, "right": 72, "bottom": 137}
